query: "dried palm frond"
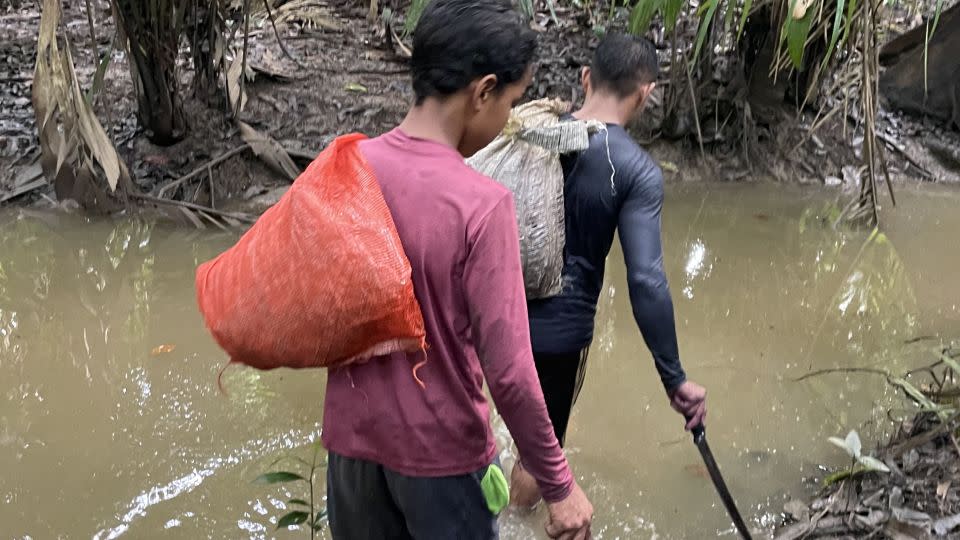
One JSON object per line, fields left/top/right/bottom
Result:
{"left": 33, "top": 0, "right": 133, "bottom": 211}
{"left": 272, "top": 0, "right": 340, "bottom": 30}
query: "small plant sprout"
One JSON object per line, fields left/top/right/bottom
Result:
{"left": 828, "top": 429, "right": 891, "bottom": 474}
{"left": 253, "top": 439, "right": 328, "bottom": 538}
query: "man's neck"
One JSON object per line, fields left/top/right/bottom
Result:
{"left": 572, "top": 93, "right": 635, "bottom": 126}
{"left": 398, "top": 98, "right": 466, "bottom": 152}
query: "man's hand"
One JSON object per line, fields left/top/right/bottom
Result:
{"left": 545, "top": 481, "right": 593, "bottom": 540}
{"left": 669, "top": 380, "right": 707, "bottom": 431}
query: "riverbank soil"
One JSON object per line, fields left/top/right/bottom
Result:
{"left": 775, "top": 349, "right": 960, "bottom": 540}
{"left": 1, "top": 0, "right": 958, "bottom": 216}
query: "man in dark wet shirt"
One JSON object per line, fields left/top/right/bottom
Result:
{"left": 511, "top": 34, "right": 708, "bottom": 506}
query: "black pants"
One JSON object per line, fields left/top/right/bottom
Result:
{"left": 326, "top": 452, "right": 501, "bottom": 540}
{"left": 532, "top": 346, "right": 590, "bottom": 447}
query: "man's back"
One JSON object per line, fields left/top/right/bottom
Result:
{"left": 322, "top": 128, "right": 506, "bottom": 474}
{"left": 528, "top": 124, "right": 673, "bottom": 361}
{"left": 322, "top": 129, "right": 572, "bottom": 498}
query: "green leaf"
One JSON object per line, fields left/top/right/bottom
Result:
{"left": 823, "top": 467, "right": 854, "bottom": 486}
{"left": 403, "top": 0, "right": 428, "bottom": 37}
{"left": 312, "top": 509, "right": 329, "bottom": 531}
{"left": 724, "top": 0, "right": 735, "bottom": 35}
{"left": 288, "top": 498, "right": 310, "bottom": 507}
{"left": 85, "top": 37, "right": 116, "bottom": 104}
{"left": 858, "top": 455, "right": 890, "bottom": 473}
{"left": 546, "top": 0, "right": 559, "bottom": 26}
{"left": 663, "top": 0, "right": 685, "bottom": 32}
{"left": 838, "top": 0, "right": 858, "bottom": 51}
{"left": 845, "top": 430, "right": 862, "bottom": 459}
{"left": 939, "top": 352, "right": 960, "bottom": 377}
{"left": 692, "top": 0, "right": 720, "bottom": 64}
{"left": 784, "top": 5, "right": 814, "bottom": 69}
{"left": 828, "top": 436, "right": 850, "bottom": 453}
{"left": 345, "top": 83, "right": 368, "bottom": 93}
{"left": 277, "top": 510, "right": 309, "bottom": 529}
{"left": 891, "top": 377, "right": 937, "bottom": 410}
{"left": 828, "top": 430, "right": 861, "bottom": 458}
{"left": 736, "top": 0, "right": 753, "bottom": 40}
{"left": 819, "top": 0, "right": 846, "bottom": 72}
{"left": 252, "top": 471, "right": 306, "bottom": 484}
{"left": 929, "top": 0, "right": 945, "bottom": 36}
{"left": 314, "top": 509, "right": 328, "bottom": 525}
{"left": 629, "top": 0, "right": 662, "bottom": 35}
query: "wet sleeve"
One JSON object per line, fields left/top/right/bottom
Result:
{"left": 617, "top": 160, "right": 687, "bottom": 393}
{"left": 463, "top": 194, "right": 574, "bottom": 503}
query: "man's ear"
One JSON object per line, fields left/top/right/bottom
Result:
{"left": 472, "top": 74, "right": 499, "bottom": 110}
{"left": 636, "top": 81, "right": 656, "bottom": 109}
{"left": 581, "top": 66, "right": 591, "bottom": 94}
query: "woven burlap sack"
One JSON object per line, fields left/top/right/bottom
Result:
{"left": 468, "top": 98, "right": 604, "bottom": 298}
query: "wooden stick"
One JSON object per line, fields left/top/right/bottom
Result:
{"left": 686, "top": 66, "right": 707, "bottom": 162}
{"left": 875, "top": 132, "right": 933, "bottom": 180}
{"left": 263, "top": 0, "right": 308, "bottom": 69}
{"left": 131, "top": 193, "right": 255, "bottom": 223}
{"left": 794, "top": 367, "right": 891, "bottom": 382}
{"left": 157, "top": 144, "right": 249, "bottom": 198}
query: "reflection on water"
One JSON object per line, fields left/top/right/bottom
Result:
{"left": 1, "top": 183, "right": 958, "bottom": 538}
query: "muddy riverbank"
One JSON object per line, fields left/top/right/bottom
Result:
{"left": 2, "top": 1, "right": 958, "bottom": 216}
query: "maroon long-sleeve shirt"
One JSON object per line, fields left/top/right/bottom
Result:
{"left": 321, "top": 129, "right": 574, "bottom": 502}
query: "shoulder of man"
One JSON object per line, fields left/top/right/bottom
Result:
{"left": 600, "top": 126, "right": 663, "bottom": 195}
{"left": 455, "top": 162, "right": 516, "bottom": 232}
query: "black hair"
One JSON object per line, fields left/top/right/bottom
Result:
{"left": 590, "top": 33, "right": 659, "bottom": 97}
{"left": 411, "top": 0, "right": 538, "bottom": 105}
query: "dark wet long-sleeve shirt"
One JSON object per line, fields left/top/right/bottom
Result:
{"left": 527, "top": 123, "right": 687, "bottom": 392}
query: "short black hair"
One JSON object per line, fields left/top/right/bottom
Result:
{"left": 411, "top": 0, "right": 537, "bottom": 104}
{"left": 590, "top": 33, "right": 659, "bottom": 97}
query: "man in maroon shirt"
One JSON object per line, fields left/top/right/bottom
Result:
{"left": 320, "top": 0, "right": 593, "bottom": 538}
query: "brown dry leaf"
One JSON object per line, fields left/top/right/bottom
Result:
{"left": 238, "top": 121, "right": 300, "bottom": 181}
{"left": 938, "top": 481, "right": 952, "bottom": 500}
{"left": 274, "top": 0, "right": 341, "bottom": 31}
{"left": 792, "top": 0, "right": 815, "bottom": 19}
{"left": 784, "top": 499, "right": 810, "bottom": 522}
{"left": 683, "top": 463, "right": 709, "bottom": 479}
{"left": 227, "top": 54, "right": 248, "bottom": 113}
{"left": 151, "top": 344, "right": 177, "bottom": 356}
{"left": 33, "top": 0, "right": 130, "bottom": 208}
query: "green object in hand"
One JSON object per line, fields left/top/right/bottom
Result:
{"left": 481, "top": 464, "right": 509, "bottom": 515}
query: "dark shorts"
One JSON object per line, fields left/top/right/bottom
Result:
{"left": 532, "top": 346, "right": 590, "bottom": 447}
{"left": 326, "top": 452, "right": 505, "bottom": 540}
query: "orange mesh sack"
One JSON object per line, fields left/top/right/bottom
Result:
{"left": 195, "top": 133, "right": 426, "bottom": 370}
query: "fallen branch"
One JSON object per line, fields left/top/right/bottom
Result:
{"left": 157, "top": 144, "right": 250, "bottom": 198}
{"left": 0, "top": 178, "right": 47, "bottom": 203}
{"left": 131, "top": 193, "right": 255, "bottom": 224}
{"left": 875, "top": 132, "right": 933, "bottom": 180}
{"left": 886, "top": 410, "right": 960, "bottom": 457}
{"left": 794, "top": 367, "right": 891, "bottom": 382}
{"left": 263, "top": 0, "right": 307, "bottom": 69}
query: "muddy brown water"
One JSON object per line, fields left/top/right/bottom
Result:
{"left": 1, "top": 183, "right": 958, "bottom": 539}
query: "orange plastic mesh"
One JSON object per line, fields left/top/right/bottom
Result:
{"left": 195, "top": 133, "right": 426, "bottom": 370}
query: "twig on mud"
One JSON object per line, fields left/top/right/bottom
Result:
{"left": 886, "top": 410, "right": 960, "bottom": 457}
{"left": 904, "top": 335, "right": 940, "bottom": 345}
{"left": 157, "top": 144, "right": 250, "bottom": 198}
{"left": 794, "top": 367, "right": 891, "bottom": 382}
{"left": 131, "top": 193, "right": 256, "bottom": 224}
{"left": 685, "top": 67, "right": 706, "bottom": 161}
{"left": 208, "top": 164, "right": 215, "bottom": 210}
{"left": 0, "top": 179, "right": 47, "bottom": 204}
{"left": 263, "top": 0, "right": 308, "bottom": 69}
{"left": 238, "top": 0, "right": 251, "bottom": 118}
{"left": 875, "top": 131, "right": 933, "bottom": 180}
{"left": 83, "top": 0, "right": 97, "bottom": 63}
